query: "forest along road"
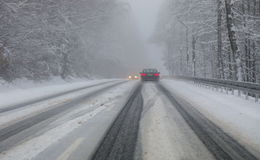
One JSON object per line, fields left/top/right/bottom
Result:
{"left": 0, "top": 81, "right": 259, "bottom": 160}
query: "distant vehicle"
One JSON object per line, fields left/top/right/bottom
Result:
{"left": 140, "top": 69, "right": 160, "bottom": 81}
{"left": 128, "top": 75, "right": 139, "bottom": 80}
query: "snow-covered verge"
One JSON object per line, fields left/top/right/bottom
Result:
{"left": 0, "top": 81, "right": 138, "bottom": 160}
{"left": 0, "top": 81, "right": 122, "bottom": 127}
{"left": 0, "top": 77, "right": 115, "bottom": 109}
{"left": 162, "top": 79, "right": 260, "bottom": 157}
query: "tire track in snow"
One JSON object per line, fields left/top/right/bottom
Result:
{"left": 159, "top": 83, "right": 258, "bottom": 160}
{"left": 0, "top": 81, "right": 126, "bottom": 153}
{"left": 0, "top": 81, "right": 116, "bottom": 113}
{"left": 91, "top": 84, "right": 143, "bottom": 160}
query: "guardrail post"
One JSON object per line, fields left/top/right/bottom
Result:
{"left": 238, "top": 90, "right": 241, "bottom": 97}
{"left": 256, "top": 94, "right": 259, "bottom": 103}
{"left": 232, "top": 89, "right": 234, "bottom": 95}
{"left": 245, "top": 92, "right": 249, "bottom": 100}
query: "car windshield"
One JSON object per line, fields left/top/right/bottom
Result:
{"left": 143, "top": 69, "right": 158, "bottom": 73}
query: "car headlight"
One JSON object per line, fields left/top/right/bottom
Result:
{"left": 128, "top": 76, "right": 132, "bottom": 79}
{"left": 134, "top": 76, "right": 138, "bottom": 79}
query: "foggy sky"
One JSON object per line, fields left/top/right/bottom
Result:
{"left": 128, "top": 0, "right": 167, "bottom": 74}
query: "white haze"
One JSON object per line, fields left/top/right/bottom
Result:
{"left": 128, "top": 0, "right": 167, "bottom": 74}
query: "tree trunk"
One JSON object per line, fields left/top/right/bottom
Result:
{"left": 192, "top": 35, "right": 196, "bottom": 77}
{"left": 251, "top": 0, "right": 257, "bottom": 83}
{"left": 217, "top": 0, "right": 224, "bottom": 79}
{"left": 224, "top": 0, "right": 242, "bottom": 81}
{"left": 255, "top": 0, "right": 260, "bottom": 83}
{"left": 242, "top": 1, "right": 249, "bottom": 82}
{"left": 0, "top": 41, "right": 10, "bottom": 81}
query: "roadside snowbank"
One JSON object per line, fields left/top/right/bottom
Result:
{"left": 162, "top": 79, "right": 260, "bottom": 157}
{"left": 0, "top": 77, "right": 114, "bottom": 109}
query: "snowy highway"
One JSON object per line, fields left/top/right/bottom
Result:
{"left": 0, "top": 79, "right": 259, "bottom": 160}
{"left": 1, "top": 0, "right": 259, "bottom": 159}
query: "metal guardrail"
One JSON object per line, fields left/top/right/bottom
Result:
{"left": 174, "top": 76, "right": 260, "bottom": 102}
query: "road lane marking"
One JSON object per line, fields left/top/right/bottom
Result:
{"left": 57, "top": 137, "right": 85, "bottom": 160}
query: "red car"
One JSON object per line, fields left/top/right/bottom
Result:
{"left": 140, "top": 69, "right": 160, "bottom": 81}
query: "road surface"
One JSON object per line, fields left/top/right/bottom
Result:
{"left": 0, "top": 79, "right": 259, "bottom": 160}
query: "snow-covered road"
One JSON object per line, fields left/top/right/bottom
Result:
{"left": 0, "top": 80, "right": 123, "bottom": 128}
{"left": 0, "top": 79, "right": 117, "bottom": 112}
{"left": 0, "top": 79, "right": 259, "bottom": 160}
{"left": 137, "top": 82, "right": 214, "bottom": 160}
{"left": 162, "top": 79, "right": 260, "bottom": 158}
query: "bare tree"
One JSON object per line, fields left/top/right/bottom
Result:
{"left": 154, "top": 0, "right": 260, "bottom": 83}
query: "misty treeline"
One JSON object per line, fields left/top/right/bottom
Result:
{"left": 0, "top": 0, "right": 144, "bottom": 81}
{"left": 154, "top": 0, "right": 260, "bottom": 83}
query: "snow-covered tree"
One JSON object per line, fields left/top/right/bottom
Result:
{"left": 0, "top": 0, "right": 144, "bottom": 81}
{"left": 154, "top": 0, "right": 260, "bottom": 83}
